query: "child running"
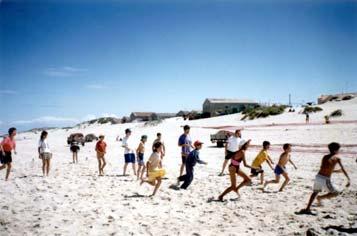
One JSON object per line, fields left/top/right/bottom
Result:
{"left": 177, "top": 140, "right": 207, "bottom": 189}
{"left": 263, "top": 143, "right": 297, "bottom": 192}
{"left": 141, "top": 142, "right": 166, "bottom": 196}
{"left": 299, "top": 142, "right": 350, "bottom": 214}
{"left": 0, "top": 127, "right": 17, "bottom": 181}
{"left": 136, "top": 135, "right": 147, "bottom": 180}
{"left": 95, "top": 135, "right": 107, "bottom": 176}
{"left": 218, "top": 140, "right": 253, "bottom": 201}
{"left": 38, "top": 131, "right": 52, "bottom": 177}
{"left": 250, "top": 141, "right": 274, "bottom": 185}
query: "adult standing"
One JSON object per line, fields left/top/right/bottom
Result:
{"left": 218, "top": 129, "right": 243, "bottom": 176}
{"left": 122, "top": 128, "right": 137, "bottom": 176}
{"left": 0, "top": 127, "right": 17, "bottom": 181}
{"left": 38, "top": 131, "right": 52, "bottom": 177}
{"left": 178, "top": 125, "right": 194, "bottom": 176}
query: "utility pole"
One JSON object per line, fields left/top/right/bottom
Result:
{"left": 289, "top": 93, "right": 291, "bottom": 107}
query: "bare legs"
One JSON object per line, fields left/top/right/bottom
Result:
{"left": 236, "top": 170, "right": 252, "bottom": 195}
{"left": 218, "top": 166, "right": 251, "bottom": 201}
{"left": 263, "top": 172, "right": 290, "bottom": 192}
{"left": 97, "top": 157, "right": 106, "bottom": 176}
{"left": 179, "top": 156, "right": 186, "bottom": 177}
{"left": 137, "top": 164, "right": 145, "bottom": 180}
{"left": 123, "top": 163, "right": 136, "bottom": 176}
{"left": 304, "top": 192, "right": 339, "bottom": 212}
{"left": 41, "top": 158, "right": 51, "bottom": 176}
{"left": 0, "top": 163, "right": 11, "bottom": 181}
{"left": 141, "top": 177, "right": 162, "bottom": 196}
{"left": 72, "top": 152, "right": 78, "bottom": 164}
{"left": 219, "top": 159, "right": 229, "bottom": 176}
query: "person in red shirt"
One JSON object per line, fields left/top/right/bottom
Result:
{"left": 0, "top": 127, "right": 17, "bottom": 181}
{"left": 95, "top": 135, "right": 107, "bottom": 176}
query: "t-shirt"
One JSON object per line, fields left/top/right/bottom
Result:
{"left": 96, "top": 141, "right": 107, "bottom": 153}
{"left": 178, "top": 134, "right": 192, "bottom": 156}
{"left": 186, "top": 149, "right": 205, "bottom": 168}
{"left": 226, "top": 136, "right": 242, "bottom": 152}
{"left": 122, "top": 136, "right": 134, "bottom": 154}
{"left": 38, "top": 139, "right": 51, "bottom": 154}
{"left": 252, "top": 150, "right": 269, "bottom": 168}
{"left": 148, "top": 152, "right": 161, "bottom": 171}
{"left": 1, "top": 137, "right": 16, "bottom": 152}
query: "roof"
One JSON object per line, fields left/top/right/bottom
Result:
{"left": 154, "top": 113, "right": 177, "bottom": 117}
{"left": 131, "top": 112, "right": 155, "bottom": 117}
{"left": 205, "top": 98, "right": 258, "bottom": 104}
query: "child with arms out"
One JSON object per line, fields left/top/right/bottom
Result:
{"left": 263, "top": 143, "right": 297, "bottom": 192}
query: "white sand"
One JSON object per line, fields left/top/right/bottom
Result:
{"left": 1, "top": 99, "right": 357, "bottom": 236}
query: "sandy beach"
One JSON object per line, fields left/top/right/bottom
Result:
{"left": 1, "top": 99, "right": 357, "bottom": 236}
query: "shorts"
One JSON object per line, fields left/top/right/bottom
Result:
{"left": 148, "top": 168, "right": 166, "bottom": 182}
{"left": 251, "top": 167, "right": 264, "bottom": 176}
{"left": 41, "top": 153, "right": 52, "bottom": 160}
{"left": 225, "top": 150, "right": 237, "bottom": 160}
{"left": 124, "top": 153, "right": 136, "bottom": 163}
{"left": 181, "top": 155, "right": 187, "bottom": 164}
{"left": 70, "top": 146, "right": 80, "bottom": 153}
{"left": 0, "top": 151, "right": 12, "bottom": 164}
{"left": 313, "top": 174, "right": 338, "bottom": 193}
{"left": 274, "top": 165, "right": 286, "bottom": 176}
{"left": 137, "top": 153, "right": 144, "bottom": 165}
{"left": 97, "top": 152, "right": 105, "bottom": 159}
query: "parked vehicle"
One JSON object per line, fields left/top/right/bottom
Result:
{"left": 85, "top": 133, "right": 98, "bottom": 142}
{"left": 67, "top": 133, "right": 85, "bottom": 146}
{"left": 210, "top": 130, "right": 232, "bottom": 147}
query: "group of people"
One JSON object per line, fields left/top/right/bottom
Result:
{"left": 215, "top": 129, "right": 350, "bottom": 214}
{"left": 0, "top": 125, "right": 352, "bottom": 213}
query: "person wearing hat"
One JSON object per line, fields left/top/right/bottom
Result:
{"left": 178, "top": 125, "right": 194, "bottom": 177}
{"left": 177, "top": 140, "right": 207, "bottom": 189}
{"left": 95, "top": 135, "right": 107, "bottom": 176}
{"left": 121, "top": 128, "right": 136, "bottom": 176}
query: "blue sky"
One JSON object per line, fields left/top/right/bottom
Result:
{"left": 1, "top": 0, "right": 356, "bottom": 133}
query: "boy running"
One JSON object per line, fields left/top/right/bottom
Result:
{"left": 250, "top": 141, "right": 274, "bottom": 185}
{"left": 300, "top": 142, "right": 350, "bottom": 214}
{"left": 263, "top": 143, "right": 297, "bottom": 192}
{"left": 141, "top": 142, "right": 166, "bottom": 196}
{"left": 177, "top": 140, "right": 207, "bottom": 189}
{"left": 95, "top": 135, "right": 107, "bottom": 176}
{"left": 0, "top": 127, "right": 17, "bottom": 181}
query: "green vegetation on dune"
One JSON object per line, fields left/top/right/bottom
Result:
{"left": 241, "top": 105, "right": 287, "bottom": 120}
{"left": 303, "top": 106, "right": 323, "bottom": 113}
{"left": 330, "top": 109, "right": 342, "bottom": 117}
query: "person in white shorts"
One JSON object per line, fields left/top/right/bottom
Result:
{"left": 299, "top": 142, "right": 350, "bottom": 214}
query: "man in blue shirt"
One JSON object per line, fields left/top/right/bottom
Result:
{"left": 178, "top": 125, "right": 194, "bottom": 176}
{"left": 177, "top": 140, "right": 207, "bottom": 189}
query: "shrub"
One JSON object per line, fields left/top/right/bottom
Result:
{"left": 241, "top": 105, "right": 287, "bottom": 120}
{"left": 303, "top": 106, "right": 323, "bottom": 113}
{"left": 342, "top": 95, "right": 353, "bottom": 101}
{"left": 330, "top": 109, "right": 342, "bottom": 117}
